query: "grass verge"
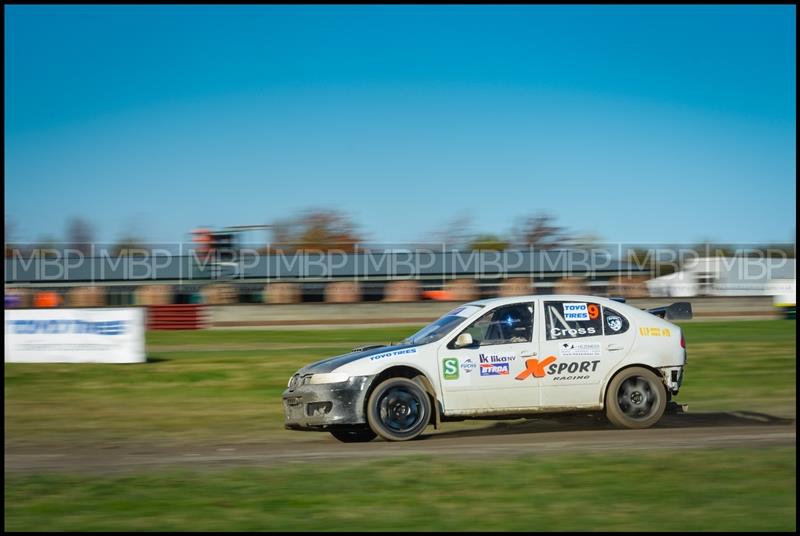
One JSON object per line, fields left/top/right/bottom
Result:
{"left": 4, "top": 446, "right": 795, "bottom": 531}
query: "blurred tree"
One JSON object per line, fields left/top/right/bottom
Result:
{"left": 261, "top": 220, "right": 292, "bottom": 254}
{"left": 569, "top": 232, "right": 604, "bottom": 248}
{"left": 112, "top": 217, "right": 150, "bottom": 257}
{"left": 67, "top": 217, "right": 94, "bottom": 255}
{"left": 760, "top": 243, "right": 796, "bottom": 258}
{"left": 32, "top": 235, "right": 60, "bottom": 259}
{"left": 468, "top": 234, "right": 508, "bottom": 251}
{"left": 112, "top": 235, "right": 147, "bottom": 257}
{"left": 430, "top": 213, "right": 472, "bottom": 250}
{"left": 688, "top": 241, "right": 737, "bottom": 258}
{"left": 514, "top": 213, "right": 570, "bottom": 250}
{"left": 268, "top": 209, "right": 362, "bottom": 253}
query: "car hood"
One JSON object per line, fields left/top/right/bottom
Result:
{"left": 298, "top": 343, "right": 419, "bottom": 375}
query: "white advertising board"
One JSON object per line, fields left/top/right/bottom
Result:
{"left": 5, "top": 308, "right": 146, "bottom": 364}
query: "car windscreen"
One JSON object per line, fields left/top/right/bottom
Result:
{"left": 402, "top": 304, "right": 483, "bottom": 346}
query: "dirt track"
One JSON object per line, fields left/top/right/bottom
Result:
{"left": 5, "top": 411, "right": 795, "bottom": 475}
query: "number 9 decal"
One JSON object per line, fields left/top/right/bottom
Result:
{"left": 587, "top": 304, "right": 600, "bottom": 320}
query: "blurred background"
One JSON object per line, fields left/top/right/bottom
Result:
{"left": 4, "top": 5, "right": 795, "bottom": 318}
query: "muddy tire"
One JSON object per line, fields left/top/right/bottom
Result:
{"left": 605, "top": 367, "right": 667, "bottom": 429}
{"left": 366, "top": 377, "right": 431, "bottom": 441}
{"left": 329, "top": 428, "right": 377, "bottom": 443}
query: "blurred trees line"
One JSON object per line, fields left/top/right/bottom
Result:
{"left": 4, "top": 210, "right": 796, "bottom": 259}
{"left": 4, "top": 215, "right": 145, "bottom": 258}
{"left": 264, "top": 210, "right": 582, "bottom": 253}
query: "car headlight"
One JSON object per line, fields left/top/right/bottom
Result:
{"left": 308, "top": 373, "right": 350, "bottom": 385}
{"left": 288, "top": 373, "right": 301, "bottom": 389}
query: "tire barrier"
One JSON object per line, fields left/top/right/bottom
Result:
{"left": 324, "top": 281, "right": 362, "bottom": 303}
{"left": 382, "top": 280, "right": 420, "bottom": 302}
{"left": 66, "top": 286, "right": 107, "bottom": 307}
{"left": 147, "top": 304, "right": 209, "bottom": 330}
{"left": 201, "top": 283, "right": 238, "bottom": 305}
{"left": 4, "top": 288, "right": 31, "bottom": 308}
{"left": 607, "top": 275, "right": 650, "bottom": 298}
{"left": 498, "top": 277, "right": 534, "bottom": 297}
{"left": 32, "top": 291, "right": 62, "bottom": 308}
{"left": 134, "top": 285, "right": 173, "bottom": 306}
{"left": 263, "top": 282, "right": 302, "bottom": 304}
{"left": 443, "top": 279, "right": 479, "bottom": 301}
{"left": 554, "top": 277, "right": 588, "bottom": 295}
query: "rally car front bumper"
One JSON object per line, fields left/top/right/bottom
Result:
{"left": 282, "top": 375, "right": 375, "bottom": 430}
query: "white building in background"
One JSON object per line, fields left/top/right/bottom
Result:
{"left": 767, "top": 278, "right": 796, "bottom": 307}
{"left": 646, "top": 257, "right": 796, "bottom": 301}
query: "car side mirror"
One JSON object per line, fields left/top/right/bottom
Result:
{"left": 454, "top": 333, "right": 474, "bottom": 348}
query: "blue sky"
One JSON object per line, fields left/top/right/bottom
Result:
{"left": 4, "top": 5, "right": 796, "bottom": 246}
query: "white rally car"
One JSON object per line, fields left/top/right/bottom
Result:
{"left": 282, "top": 295, "right": 691, "bottom": 442}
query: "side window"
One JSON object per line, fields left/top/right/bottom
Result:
{"left": 459, "top": 303, "right": 534, "bottom": 346}
{"left": 602, "top": 307, "right": 630, "bottom": 335}
{"left": 545, "top": 301, "right": 603, "bottom": 340}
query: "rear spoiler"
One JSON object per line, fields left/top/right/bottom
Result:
{"left": 646, "top": 302, "right": 693, "bottom": 320}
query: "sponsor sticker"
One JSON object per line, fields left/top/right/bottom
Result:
{"left": 516, "top": 356, "right": 601, "bottom": 381}
{"left": 550, "top": 326, "right": 597, "bottom": 339}
{"left": 606, "top": 315, "right": 622, "bottom": 332}
{"left": 515, "top": 356, "right": 556, "bottom": 380}
{"left": 563, "top": 303, "right": 590, "bottom": 321}
{"left": 639, "top": 327, "right": 671, "bottom": 337}
{"left": 7, "top": 319, "right": 127, "bottom": 336}
{"left": 447, "top": 305, "right": 482, "bottom": 318}
{"left": 4, "top": 308, "right": 145, "bottom": 364}
{"left": 461, "top": 358, "right": 476, "bottom": 374}
{"left": 480, "top": 362, "right": 510, "bottom": 376}
{"left": 549, "top": 360, "right": 601, "bottom": 379}
{"left": 368, "top": 347, "right": 418, "bottom": 361}
{"left": 558, "top": 341, "right": 602, "bottom": 358}
{"left": 443, "top": 358, "right": 460, "bottom": 380}
{"left": 478, "top": 352, "right": 516, "bottom": 364}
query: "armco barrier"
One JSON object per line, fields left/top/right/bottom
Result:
{"left": 147, "top": 304, "right": 209, "bottom": 330}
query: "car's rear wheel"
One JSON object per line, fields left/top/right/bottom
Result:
{"left": 366, "top": 377, "right": 431, "bottom": 441}
{"left": 329, "top": 428, "right": 377, "bottom": 443}
{"left": 606, "top": 367, "right": 667, "bottom": 429}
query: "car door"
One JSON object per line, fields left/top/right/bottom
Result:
{"left": 538, "top": 300, "right": 635, "bottom": 408}
{"left": 437, "top": 301, "right": 541, "bottom": 413}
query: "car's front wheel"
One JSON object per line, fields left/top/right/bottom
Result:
{"left": 605, "top": 367, "right": 667, "bottom": 429}
{"left": 329, "top": 428, "right": 377, "bottom": 443}
{"left": 366, "top": 377, "right": 431, "bottom": 441}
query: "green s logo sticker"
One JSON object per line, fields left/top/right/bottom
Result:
{"left": 443, "top": 358, "right": 459, "bottom": 380}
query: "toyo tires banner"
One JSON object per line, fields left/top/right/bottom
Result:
{"left": 4, "top": 308, "right": 145, "bottom": 363}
